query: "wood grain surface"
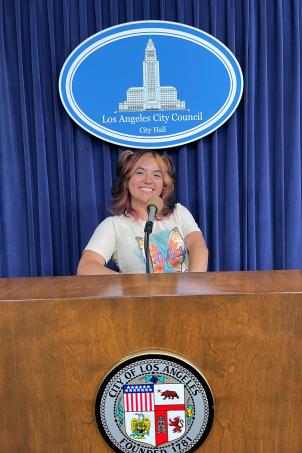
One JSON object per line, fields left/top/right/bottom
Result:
{"left": 0, "top": 271, "right": 301, "bottom": 452}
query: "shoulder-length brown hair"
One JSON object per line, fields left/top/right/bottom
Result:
{"left": 109, "top": 150, "right": 176, "bottom": 218}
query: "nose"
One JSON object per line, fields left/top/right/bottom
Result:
{"left": 143, "top": 172, "right": 153, "bottom": 184}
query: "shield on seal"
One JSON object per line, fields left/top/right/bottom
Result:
{"left": 123, "top": 383, "right": 185, "bottom": 447}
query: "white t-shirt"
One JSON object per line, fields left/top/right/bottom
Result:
{"left": 84, "top": 203, "right": 201, "bottom": 274}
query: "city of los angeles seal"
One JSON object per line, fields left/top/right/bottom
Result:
{"left": 95, "top": 352, "right": 214, "bottom": 452}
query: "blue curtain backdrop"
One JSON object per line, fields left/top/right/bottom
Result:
{"left": 0, "top": 0, "right": 301, "bottom": 277}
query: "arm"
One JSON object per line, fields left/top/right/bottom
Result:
{"left": 185, "top": 231, "right": 208, "bottom": 272}
{"left": 77, "top": 250, "right": 119, "bottom": 275}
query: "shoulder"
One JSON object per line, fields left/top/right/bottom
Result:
{"left": 161, "top": 203, "right": 190, "bottom": 221}
{"left": 174, "top": 203, "right": 192, "bottom": 216}
{"left": 175, "top": 203, "right": 187, "bottom": 211}
{"left": 95, "top": 215, "right": 115, "bottom": 228}
{"left": 172, "top": 203, "right": 200, "bottom": 234}
{"left": 92, "top": 215, "right": 122, "bottom": 235}
{"left": 96, "top": 213, "right": 139, "bottom": 230}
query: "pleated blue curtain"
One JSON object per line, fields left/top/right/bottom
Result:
{"left": 0, "top": 0, "right": 301, "bottom": 277}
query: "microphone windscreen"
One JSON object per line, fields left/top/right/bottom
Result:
{"left": 147, "top": 196, "right": 164, "bottom": 212}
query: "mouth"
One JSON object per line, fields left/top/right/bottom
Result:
{"left": 139, "top": 187, "right": 153, "bottom": 193}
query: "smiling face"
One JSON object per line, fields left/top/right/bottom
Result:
{"left": 128, "top": 155, "right": 164, "bottom": 216}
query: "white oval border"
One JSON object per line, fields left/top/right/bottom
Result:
{"left": 59, "top": 21, "right": 243, "bottom": 148}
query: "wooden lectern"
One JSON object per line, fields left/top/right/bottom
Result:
{"left": 1, "top": 271, "right": 301, "bottom": 452}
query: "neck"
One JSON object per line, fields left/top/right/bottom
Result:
{"left": 131, "top": 208, "right": 148, "bottom": 221}
{"left": 130, "top": 200, "right": 148, "bottom": 220}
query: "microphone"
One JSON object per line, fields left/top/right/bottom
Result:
{"left": 144, "top": 197, "right": 164, "bottom": 274}
{"left": 146, "top": 196, "right": 164, "bottom": 225}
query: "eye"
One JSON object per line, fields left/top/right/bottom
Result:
{"left": 135, "top": 169, "right": 144, "bottom": 175}
{"left": 153, "top": 172, "right": 162, "bottom": 178}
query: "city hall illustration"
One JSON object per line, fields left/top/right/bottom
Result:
{"left": 119, "top": 39, "right": 186, "bottom": 112}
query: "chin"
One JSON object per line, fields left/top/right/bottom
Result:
{"left": 139, "top": 193, "right": 156, "bottom": 200}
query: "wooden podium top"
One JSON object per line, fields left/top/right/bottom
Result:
{"left": 0, "top": 269, "right": 301, "bottom": 301}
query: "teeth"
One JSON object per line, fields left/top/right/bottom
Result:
{"left": 140, "top": 188, "right": 153, "bottom": 192}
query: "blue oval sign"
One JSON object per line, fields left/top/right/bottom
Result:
{"left": 59, "top": 21, "right": 243, "bottom": 149}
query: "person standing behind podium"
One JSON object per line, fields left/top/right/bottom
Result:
{"left": 77, "top": 150, "right": 208, "bottom": 275}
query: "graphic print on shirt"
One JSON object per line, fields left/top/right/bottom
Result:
{"left": 135, "top": 227, "right": 187, "bottom": 273}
